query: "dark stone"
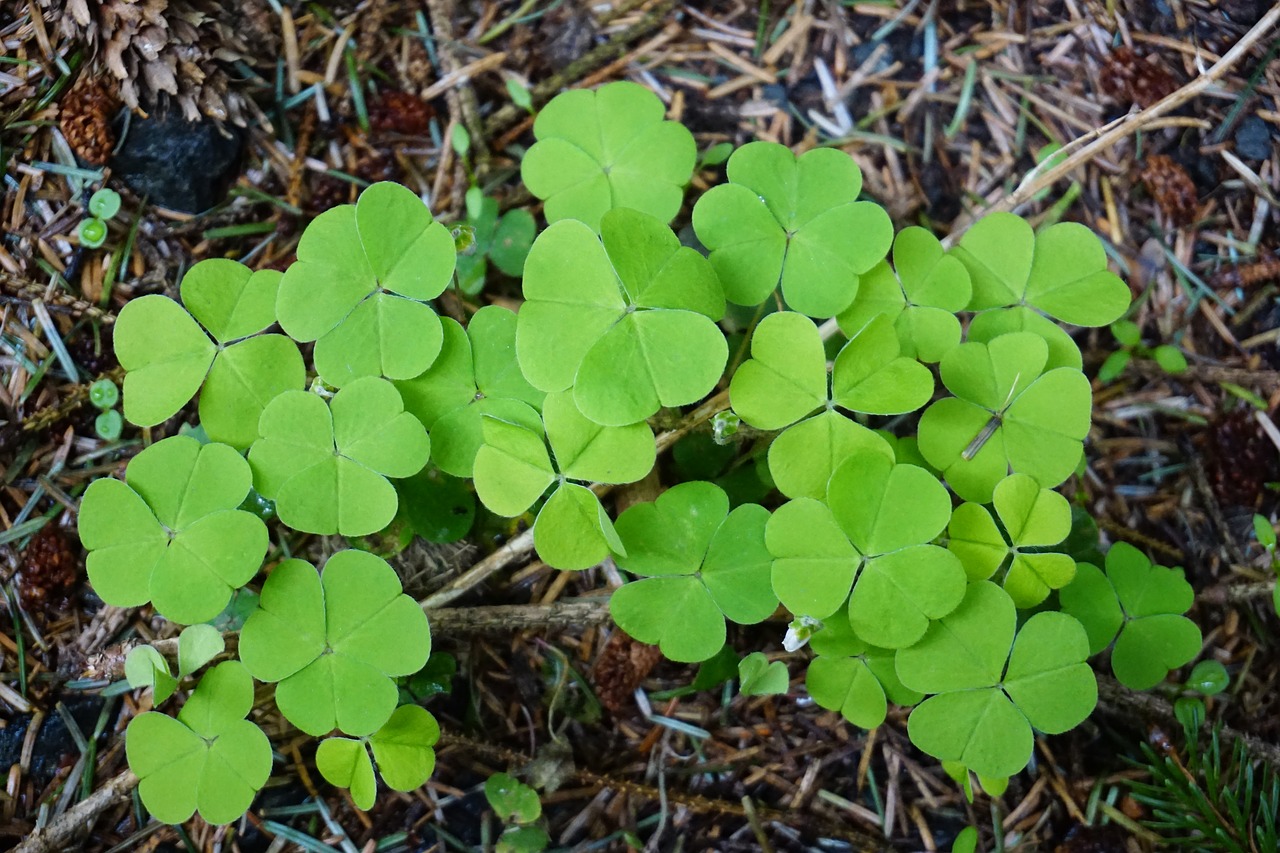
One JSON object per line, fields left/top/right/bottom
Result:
{"left": 0, "top": 697, "right": 109, "bottom": 785}
{"left": 1234, "top": 114, "right": 1273, "bottom": 161}
{"left": 110, "top": 109, "right": 245, "bottom": 213}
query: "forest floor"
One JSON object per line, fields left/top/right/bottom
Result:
{"left": 3, "top": 1, "right": 1280, "bottom": 851}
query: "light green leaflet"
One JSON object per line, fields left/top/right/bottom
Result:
{"left": 79, "top": 435, "right": 268, "bottom": 625}
{"left": 126, "top": 662, "right": 272, "bottom": 825}
{"left": 836, "top": 226, "right": 972, "bottom": 363}
{"left": 1059, "top": 542, "right": 1202, "bottom": 690}
{"left": 473, "top": 391, "right": 653, "bottom": 569}
{"left": 738, "top": 652, "right": 789, "bottom": 696}
{"left": 276, "top": 182, "right": 456, "bottom": 386}
{"left": 946, "top": 473, "right": 1076, "bottom": 606}
{"left": 917, "top": 331, "right": 1091, "bottom": 504}
{"left": 521, "top": 80, "right": 696, "bottom": 232}
{"left": 609, "top": 481, "right": 776, "bottom": 663}
{"left": 127, "top": 623, "right": 226, "bottom": 704}
{"left": 238, "top": 551, "right": 431, "bottom": 737}
{"left": 692, "top": 141, "right": 893, "bottom": 317}
{"left": 765, "top": 451, "right": 966, "bottom": 649}
{"left": 516, "top": 209, "right": 727, "bottom": 426}
{"left": 896, "top": 582, "right": 1097, "bottom": 779}
{"left": 395, "top": 305, "right": 545, "bottom": 477}
{"left": 806, "top": 615, "right": 922, "bottom": 729}
{"left": 951, "top": 212, "right": 1130, "bottom": 326}
{"left": 248, "top": 377, "right": 430, "bottom": 536}
{"left": 315, "top": 705, "right": 440, "bottom": 809}
{"left": 729, "top": 310, "right": 928, "bottom": 499}
{"left": 114, "top": 259, "right": 304, "bottom": 448}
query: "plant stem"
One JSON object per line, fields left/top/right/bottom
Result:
{"left": 11, "top": 769, "right": 138, "bottom": 853}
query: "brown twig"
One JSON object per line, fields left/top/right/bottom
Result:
{"left": 11, "top": 770, "right": 139, "bottom": 853}
{"left": 950, "top": 5, "right": 1280, "bottom": 236}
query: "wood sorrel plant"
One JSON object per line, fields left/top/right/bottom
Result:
{"left": 81, "top": 79, "right": 1200, "bottom": 824}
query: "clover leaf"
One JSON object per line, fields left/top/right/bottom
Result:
{"left": 946, "top": 473, "right": 1076, "bottom": 606}
{"left": 766, "top": 452, "right": 966, "bottom": 648}
{"left": 968, "top": 306, "right": 1082, "bottom": 371}
{"left": 316, "top": 705, "right": 440, "bottom": 809}
{"left": 692, "top": 142, "right": 893, "bottom": 317}
{"left": 126, "top": 661, "right": 272, "bottom": 825}
{"left": 806, "top": 615, "right": 922, "bottom": 729}
{"left": 837, "top": 226, "right": 972, "bottom": 362}
{"left": 738, "top": 652, "right": 789, "bottom": 696}
{"left": 455, "top": 196, "right": 536, "bottom": 294}
{"left": 1058, "top": 542, "right": 1201, "bottom": 689}
{"left": 728, "top": 311, "right": 928, "bottom": 499}
{"left": 276, "top": 182, "right": 456, "bottom": 386}
{"left": 178, "top": 623, "right": 226, "bottom": 678}
{"left": 248, "top": 377, "right": 430, "bottom": 535}
{"left": 396, "top": 305, "right": 545, "bottom": 477}
{"left": 951, "top": 212, "right": 1130, "bottom": 326}
{"left": 609, "top": 482, "right": 776, "bottom": 663}
{"left": 238, "top": 551, "right": 431, "bottom": 736}
{"left": 473, "top": 390, "right": 652, "bottom": 568}
{"left": 918, "top": 331, "right": 1091, "bottom": 504}
{"left": 125, "top": 645, "right": 178, "bottom": 704}
{"left": 516, "top": 209, "right": 727, "bottom": 426}
{"left": 115, "top": 260, "right": 305, "bottom": 448}
{"left": 79, "top": 435, "right": 268, "bottom": 624}
{"left": 896, "top": 582, "right": 1097, "bottom": 778}
{"left": 521, "top": 81, "right": 696, "bottom": 232}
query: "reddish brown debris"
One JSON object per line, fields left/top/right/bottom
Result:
{"left": 1099, "top": 46, "right": 1179, "bottom": 109}
{"left": 1205, "top": 408, "right": 1280, "bottom": 509}
{"left": 592, "top": 631, "right": 662, "bottom": 713}
{"left": 17, "top": 523, "right": 79, "bottom": 616}
{"left": 368, "top": 91, "right": 434, "bottom": 137}
{"left": 1212, "top": 252, "right": 1280, "bottom": 289}
{"left": 1139, "top": 154, "right": 1199, "bottom": 227}
{"left": 58, "top": 75, "right": 120, "bottom": 165}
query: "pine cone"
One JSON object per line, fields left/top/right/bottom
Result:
{"left": 1205, "top": 409, "right": 1280, "bottom": 509}
{"left": 17, "top": 524, "right": 79, "bottom": 616}
{"left": 59, "top": 75, "right": 120, "bottom": 165}
{"left": 1099, "top": 47, "right": 1179, "bottom": 109}
{"left": 369, "top": 91, "right": 433, "bottom": 138}
{"left": 1139, "top": 154, "right": 1199, "bottom": 227}
{"left": 43, "top": 0, "right": 268, "bottom": 124}
{"left": 592, "top": 631, "right": 662, "bottom": 713}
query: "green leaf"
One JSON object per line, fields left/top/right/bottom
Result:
{"left": 738, "top": 652, "right": 789, "bottom": 696}
{"left": 316, "top": 737, "right": 377, "bottom": 809}
{"left": 1024, "top": 223, "right": 1130, "bottom": 326}
{"left": 952, "top": 212, "right": 1034, "bottom": 311}
{"left": 473, "top": 416, "right": 556, "bottom": 517}
{"left": 729, "top": 311, "right": 827, "bottom": 430}
{"left": 533, "top": 483, "right": 617, "bottom": 570}
{"left": 178, "top": 623, "right": 225, "bottom": 678}
{"left": 521, "top": 81, "right": 695, "bottom": 231}
{"left": 1152, "top": 345, "right": 1187, "bottom": 373}
{"left": 491, "top": 210, "right": 537, "bottom": 276}
{"left": 946, "top": 503, "right": 1008, "bottom": 581}
{"left": 1055, "top": 562, "right": 1123, "bottom": 654}
{"left": 693, "top": 142, "right": 893, "bottom": 316}
{"left": 767, "top": 410, "right": 894, "bottom": 501}
{"left": 1000, "top": 612, "right": 1096, "bottom": 734}
{"left": 991, "top": 474, "right": 1075, "bottom": 606}
{"left": 968, "top": 305, "right": 1083, "bottom": 372}
{"left": 399, "top": 465, "right": 476, "bottom": 543}
{"left": 1097, "top": 349, "right": 1131, "bottom": 383}
{"left": 79, "top": 436, "right": 267, "bottom": 624}
{"left": 848, "top": 545, "right": 967, "bottom": 649}
{"left": 116, "top": 295, "right": 216, "bottom": 427}
{"left": 369, "top": 704, "right": 440, "bottom": 791}
{"left": 249, "top": 378, "right": 430, "bottom": 535}
{"left": 766, "top": 498, "right": 859, "bottom": 620}
{"left": 125, "top": 645, "right": 177, "bottom": 705}
{"left": 486, "top": 772, "right": 542, "bottom": 824}
{"left": 543, "top": 391, "right": 654, "bottom": 484}
{"left": 1111, "top": 320, "right": 1141, "bottom": 347}
{"left": 907, "top": 688, "right": 1032, "bottom": 780}
{"left": 200, "top": 334, "right": 306, "bottom": 449}
{"left": 614, "top": 481, "right": 728, "bottom": 577}
{"left": 393, "top": 317, "right": 476, "bottom": 430}
{"left": 830, "top": 314, "right": 933, "bottom": 414}
{"left": 609, "top": 575, "right": 725, "bottom": 663}
{"left": 1185, "top": 660, "right": 1229, "bottom": 696}
{"left": 807, "top": 656, "right": 887, "bottom": 729}
{"left": 470, "top": 306, "right": 545, "bottom": 407}
{"left": 276, "top": 184, "right": 454, "bottom": 385}
{"left": 897, "top": 582, "right": 1016, "bottom": 694}
{"left": 126, "top": 662, "right": 272, "bottom": 825}
{"left": 180, "top": 260, "right": 280, "bottom": 344}
{"left": 238, "top": 551, "right": 431, "bottom": 736}
{"left": 432, "top": 398, "right": 542, "bottom": 479}
{"left": 826, "top": 452, "right": 952, "bottom": 555}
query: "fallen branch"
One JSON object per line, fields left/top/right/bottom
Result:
{"left": 12, "top": 770, "right": 139, "bottom": 853}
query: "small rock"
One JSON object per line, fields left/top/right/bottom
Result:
{"left": 1234, "top": 115, "right": 1273, "bottom": 161}
{"left": 110, "top": 109, "right": 245, "bottom": 213}
{"left": 0, "top": 698, "right": 107, "bottom": 785}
